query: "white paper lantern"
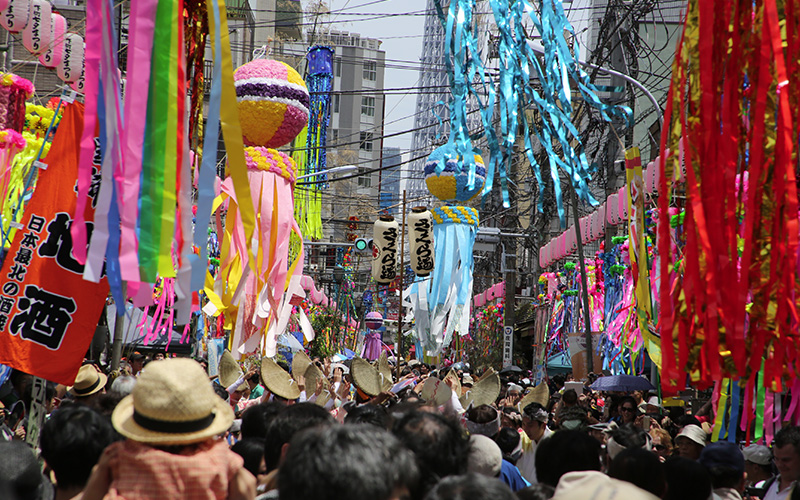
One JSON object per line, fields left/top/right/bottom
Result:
{"left": 372, "top": 215, "right": 399, "bottom": 284}
{"left": 581, "top": 216, "right": 591, "bottom": 242}
{"left": 39, "top": 13, "right": 66, "bottom": 68}
{"left": 56, "top": 33, "right": 83, "bottom": 84}
{"left": 22, "top": 0, "right": 50, "bottom": 55}
{"left": 408, "top": 207, "right": 434, "bottom": 277}
{"left": 0, "top": 0, "right": 31, "bottom": 33}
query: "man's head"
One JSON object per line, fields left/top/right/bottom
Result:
{"left": 129, "top": 352, "right": 145, "bottom": 374}
{"left": 278, "top": 425, "right": 418, "bottom": 500}
{"left": 240, "top": 401, "right": 283, "bottom": 440}
{"left": 264, "top": 402, "right": 334, "bottom": 472}
{"left": 40, "top": 405, "right": 118, "bottom": 491}
{"left": 742, "top": 444, "right": 772, "bottom": 482}
{"left": 562, "top": 389, "right": 578, "bottom": 407}
{"left": 773, "top": 426, "right": 800, "bottom": 482}
{"left": 522, "top": 402, "right": 549, "bottom": 441}
{"left": 424, "top": 474, "right": 516, "bottom": 500}
{"left": 535, "top": 429, "right": 601, "bottom": 487}
{"left": 246, "top": 371, "right": 260, "bottom": 389}
{"left": 464, "top": 405, "right": 500, "bottom": 438}
{"left": 698, "top": 441, "right": 746, "bottom": 492}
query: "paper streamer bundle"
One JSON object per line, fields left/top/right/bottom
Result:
{"left": 405, "top": 206, "right": 478, "bottom": 356}
{"left": 372, "top": 215, "right": 399, "bottom": 284}
{"left": 658, "top": 0, "right": 800, "bottom": 395}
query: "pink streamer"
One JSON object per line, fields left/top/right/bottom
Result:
{"left": 764, "top": 392, "right": 775, "bottom": 445}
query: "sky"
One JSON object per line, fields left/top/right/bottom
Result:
{"left": 322, "top": 0, "right": 427, "bottom": 150}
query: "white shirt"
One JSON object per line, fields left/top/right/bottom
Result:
{"left": 517, "top": 425, "right": 553, "bottom": 484}
{"left": 764, "top": 477, "right": 794, "bottom": 500}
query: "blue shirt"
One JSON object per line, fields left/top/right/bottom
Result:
{"left": 500, "top": 459, "right": 531, "bottom": 492}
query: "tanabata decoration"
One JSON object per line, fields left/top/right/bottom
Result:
{"left": 657, "top": 0, "right": 800, "bottom": 397}
{"left": 424, "top": 146, "right": 485, "bottom": 203}
{"left": 408, "top": 207, "right": 434, "bottom": 277}
{"left": 208, "top": 58, "right": 309, "bottom": 357}
{"left": 21, "top": 0, "right": 50, "bottom": 55}
{"left": 372, "top": 215, "right": 399, "bottom": 284}
{"left": 38, "top": 13, "right": 66, "bottom": 68}
{"left": 405, "top": 206, "right": 478, "bottom": 357}
{"left": 0, "top": 74, "right": 34, "bottom": 247}
{"left": 0, "top": 0, "right": 31, "bottom": 33}
{"left": 363, "top": 311, "right": 383, "bottom": 361}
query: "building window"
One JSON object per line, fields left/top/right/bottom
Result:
{"left": 359, "top": 132, "right": 373, "bottom": 151}
{"left": 333, "top": 94, "right": 340, "bottom": 113}
{"left": 363, "top": 61, "right": 377, "bottom": 81}
{"left": 361, "top": 97, "right": 375, "bottom": 117}
{"left": 358, "top": 170, "right": 372, "bottom": 188}
{"left": 335, "top": 58, "right": 341, "bottom": 77}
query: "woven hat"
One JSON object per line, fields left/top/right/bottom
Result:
{"left": 517, "top": 381, "right": 550, "bottom": 412}
{"left": 462, "top": 374, "right": 474, "bottom": 386}
{"left": 420, "top": 377, "right": 452, "bottom": 406}
{"left": 291, "top": 351, "right": 313, "bottom": 381}
{"left": 377, "top": 352, "right": 394, "bottom": 391}
{"left": 111, "top": 358, "right": 234, "bottom": 445}
{"left": 218, "top": 350, "right": 245, "bottom": 392}
{"left": 303, "top": 362, "right": 331, "bottom": 407}
{"left": 260, "top": 357, "right": 301, "bottom": 400}
{"left": 351, "top": 357, "right": 384, "bottom": 397}
{"left": 460, "top": 368, "right": 500, "bottom": 408}
{"left": 68, "top": 365, "right": 108, "bottom": 397}
{"left": 443, "top": 369, "right": 461, "bottom": 397}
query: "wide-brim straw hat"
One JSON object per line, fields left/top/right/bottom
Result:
{"left": 111, "top": 358, "right": 233, "bottom": 445}
{"left": 304, "top": 363, "right": 331, "bottom": 407}
{"left": 351, "top": 357, "right": 384, "bottom": 397}
{"left": 518, "top": 381, "right": 550, "bottom": 411}
{"left": 377, "top": 352, "right": 394, "bottom": 391}
{"left": 460, "top": 368, "right": 500, "bottom": 408}
{"left": 218, "top": 350, "right": 245, "bottom": 392}
{"left": 68, "top": 365, "right": 108, "bottom": 397}
{"left": 421, "top": 377, "right": 452, "bottom": 406}
{"left": 261, "top": 357, "right": 301, "bottom": 400}
{"left": 291, "top": 351, "right": 313, "bottom": 381}
{"left": 443, "top": 369, "right": 461, "bottom": 397}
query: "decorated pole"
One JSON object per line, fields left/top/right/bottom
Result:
{"left": 397, "top": 190, "right": 406, "bottom": 381}
{"left": 571, "top": 186, "right": 594, "bottom": 373}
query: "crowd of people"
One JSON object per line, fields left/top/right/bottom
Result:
{"left": 0, "top": 351, "right": 798, "bottom": 500}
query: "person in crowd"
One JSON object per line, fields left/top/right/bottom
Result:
{"left": 393, "top": 410, "right": 470, "bottom": 496}
{"left": 240, "top": 402, "right": 283, "bottom": 440}
{"left": 606, "top": 423, "right": 651, "bottom": 461}
{"left": 40, "top": 405, "right": 118, "bottom": 500}
{"left": 698, "top": 441, "right": 747, "bottom": 500}
{"left": 277, "top": 424, "right": 418, "bottom": 500}
{"left": 675, "top": 424, "right": 707, "bottom": 460}
{"left": 80, "top": 358, "right": 255, "bottom": 500}
{"left": 516, "top": 483, "right": 555, "bottom": 500}
{"left": 110, "top": 376, "right": 136, "bottom": 397}
{"left": 608, "top": 447, "right": 666, "bottom": 498}
{"left": 246, "top": 371, "right": 265, "bottom": 401}
{"left": 68, "top": 364, "right": 107, "bottom": 408}
{"left": 614, "top": 395, "right": 639, "bottom": 426}
{"left": 742, "top": 444, "right": 774, "bottom": 496}
{"left": 423, "top": 474, "right": 516, "bottom": 500}
{"left": 495, "top": 426, "right": 523, "bottom": 464}
{"left": 664, "top": 456, "right": 713, "bottom": 500}
{"left": 128, "top": 352, "right": 146, "bottom": 377}
{"left": 518, "top": 402, "right": 554, "bottom": 484}
{"left": 534, "top": 430, "right": 602, "bottom": 488}
{"left": 0, "top": 440, "right": 53, "bottom": 500}
{"left": 231, "top": 438, "right": 268, "bottom": 492}
{"left": 650, "top": 426, "right": 674, "bottom": 461}
{"left": 344, "top": 403, "right": 391, "bottom": 429}
{"left": 764, "top": 426, "right": 800, "bottom": 500}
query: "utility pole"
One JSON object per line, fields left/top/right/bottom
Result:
{"left": 571, "top": 187, "right": 594, "bottom": 374}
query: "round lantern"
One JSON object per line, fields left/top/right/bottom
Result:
{"left": 618, "top": 186, "right": 629, "bottom": 221}
{"left": 0, "top": 0, "right": 31, "bottom": 33}
{"left": 372, "top": 215, "right": 399, "bottom": 284}
{"left": 408, "top": 207, "right": 434, "bottom": 277}
{"left": 424, "top": 144, "right": 486, "bottom": 203}
{"left": 56, "top": 33, "right": 84, "bottom": 84}
{"left": 233, "top": 58, "right": 310, "bottom": 148}
{"left": 38, "top": 13, "right": 65, "bottom": 68}
{"left": 22, "top": 0, "right": 50, "bottom": 55}
{"left": 607, "top": 194, "right": 619, "bottom": 226}
{"left": 581, "top": 216, "right": 590, "bottom": 242}
{"left": 365, "top": 311, "right": 384, "bottom": 331}
{"left": 558, "top": 234, "right": 566, "bottom": 260}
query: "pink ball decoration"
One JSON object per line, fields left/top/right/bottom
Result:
{"left": 365, "top": 311, "right": 384, "bottom": 330}
{"left": 234, "top": 58, "right": 310, "bottom": 148}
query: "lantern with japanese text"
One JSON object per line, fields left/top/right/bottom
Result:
{"left": 38, "top": 13, "right": 66, "bottom": 68}
{"left": 0, "top": 0, "right": 31, "bottom": 33}
{"left": 408, "top": 207, "right": 434, "bottom": 277}
{"left": 372, "top": 215, "right": 399, "bottom": 284}
{"left": 56, "top": 33, "right": 84, "bottom": 84}
{"left": 22, "top": 0, "right": 50, "bottom": 55}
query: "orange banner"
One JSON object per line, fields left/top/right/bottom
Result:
{"left": 0, "top": 103, "right": 109, "bottom": 385}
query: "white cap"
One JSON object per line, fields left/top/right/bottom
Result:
{"left": 675, "top": 424, "right": 707, "bottom": 447}
{"left": 552, "top": 471, "right": 660, "bottom": 500}
{"left": 742, "top": 444, "right": 771, "bottom": 465}
{"left": 467, "top": 435, "right": 502, "bottom": 478}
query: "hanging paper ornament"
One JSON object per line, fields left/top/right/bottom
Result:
{"left": 38, "top": 13, "right": 65, "bottom": 68}
{"left": 365, "top": 311, "right": 384, "bottom": 331}
{"left": 22, "top": 0, "right": 50, "bottom": 55}
{"left": 372, "top": 215, "right": 399, "bottom": 284}
{"left": 580, "top": 216, "right": 590, "bottom": 243}
{"left": 70, "top": 61, "right": 85, "bottom": 93}
{"left": 408, "top": 206, "right": 434, "bottom": 277}
{"left": 0, "top": 0, "right": 30, "bottom": 33}
{"left": 618, "top": 186, "right": 629, "bottom": 222}
{"left": 425, "top": 145, "right": 486, "bottom": 203}
{"left": 607, "top": 194, "right": 619, "bottom": 226}
{"left": 304, "top": 45, "right": 334, "bottom": 182}
{"left": 56, "top": 33, "right": 84, "bottom": 84}
{"left": 405, "top": 206, "right": 479, "bottom": 356}
{"left": 539, "top": 246, "right": 546, "bottom": 269}
{"left": 234, "top": 58, "right": 309, "bottom": 148}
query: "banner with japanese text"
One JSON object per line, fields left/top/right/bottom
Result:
{"left": 0, "top": 103, "right": 109, "bottom": 385}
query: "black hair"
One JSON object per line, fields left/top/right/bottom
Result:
{"left": 775, "top": 426, "right": 800, "bottom": 457}
{"left": 608, "top": 447, "right": 666, "bottom": 497}
{"left": 522, "top": 401, "right": 547, "bottom": 421}
{"left": 231, "top": 438, "right": 266, "bottom": 479}
{"left": 0, "top": 440, "right": 49, "bottom": 500}
{"left": 264, "top": 402, "right": 334, "bottom": 472}
{"left": 465, "top": 405, "right": 498, "bottom": 425}
{"left": 247, "top": 371, "right": 260, "bottom": 384}
{"left": 610, "top": 423, "right": 648, "bottom": 449}
{"left": 676, "top": 414, "right": 702, "bottom": 429}
{"left": 40, "top": 405, "right": 118, "bottom": 490}
{"left": 278, "top": 424, "right": 418, "bottom": 500}
{"left": 618, "top": 395, "right": 638, "bottom": 411}
{"left": 704, "top": 466, "right": 743, "bottom": 490}
{"left": 494, "top": 427, "right": 521, "bottom": 464}
{"left": 240, "top": 402, "right": 284, "bottom": 440}
{"left": 562, "top": 389, "right": 578, "bottom": 405}
{"left": 423, "top": 473, "right": 516, "bottom": 500}
{"left": 212, "top": 382, "right": 229, "bottom": 402}
{"left": 393, "top": 410, "right": 470, "bottom": 496}
{"left": 664, "top": 457, "right": 712, "bottom": 500}
{"left": 345, "top": 403, "right": 391, "bottom": 429}
{"left": 535, "top": 430, "right": 601, "bottom": 487}
{"left": 515, "top": 483, "right": 555, "bottom": 500}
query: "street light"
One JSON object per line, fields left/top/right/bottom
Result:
{"left": 296, "top": 164, "right": 358, "bottom": 181}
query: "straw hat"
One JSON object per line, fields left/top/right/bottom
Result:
{"left": 460, "top": 368, "right": 500, "bottom": 408}
{"left": 517, "top": 381, "right": 550, "bottom": 411}
{"left": 304, "top": 363, "right": 331, "bottom": 407}
{"left": 291, "top": 351, "right": 313, "bottom": 381}
{"left": 111, "top": 358, "right": 233, "bottom": 445}
{"left": 261, "top": 357, "right": 301, "bottom": 400}
{"left": 443, "top": 369, "right": 461, "bottom": 397}
{"left": 351, "top": 357, "right": 384, "bottom": 397}
{"left": 218, "top": 350, "right": 245, "bottom": 391}
{"left": 68, "top": 365, "right": 108, "bottom": 397}
{"left": 421, "top": 377, "right": 452, "bottom": 406}
{"left": 377, "top": 352, "right": 394, "bottom": 391}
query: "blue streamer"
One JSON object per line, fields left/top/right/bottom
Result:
{"left": 727, "top": 380, "right": 740, "bottom": 443}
